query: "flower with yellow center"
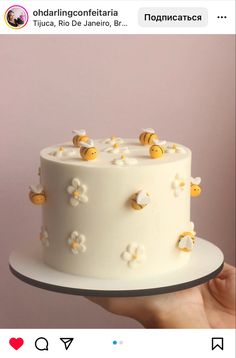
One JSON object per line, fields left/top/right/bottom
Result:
{"left": 112, "top": 154, "right": 138, "bottom": 166}
{"left": 52, "top": 146, "right": 76, "bottom": 159}
{"left": 72, "top": 191, "right": 80, "bottom": 199}
{"left": 104, "top": 143, "right": 129, "bottom": 155}
{"left": 39, "top": 227, "right": 49, "bottom": 248}
{"left": 103, "top": 136, "right": 124, "bottom": 145}
{"left": 172, "top": 174, "right": 186, "bottom": 197}
{"left": 71, "top": 241, "right": 80, "bottom": 250}
{"left": 121, "top": 243, "right": 146, "bottom": 268}
{"left": 132, "top": 253, "right": 140, "bottom": 260}
{"left": 165, "top": 143, "right": 186, "bottom": 154}
{"left": 67, "top": 178, "right": 88, "bottom": 206}
{"left": 68, "top": 231, "right": 86, "bottom": 255}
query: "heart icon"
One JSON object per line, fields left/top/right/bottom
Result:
{"left": 9, "top": 337, "right": 24, "bottom": 350}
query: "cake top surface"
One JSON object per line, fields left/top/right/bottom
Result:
{"left": 40, "top": 137, "right": 191, "bottom": 168}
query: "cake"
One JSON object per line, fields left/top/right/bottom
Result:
{"left": 29, "top": 129, "right": 202, "bottom": 280}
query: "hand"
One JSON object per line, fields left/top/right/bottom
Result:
{"left": 86, "top": 263, "right": 235, "bottom": 328}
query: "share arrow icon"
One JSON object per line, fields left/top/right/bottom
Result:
{"left": 60, "top": 338, "right": 74, "bottom": 350}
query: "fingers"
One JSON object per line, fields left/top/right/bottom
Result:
{"left": 216, "top": 263, "right": 235, "bottom": 280}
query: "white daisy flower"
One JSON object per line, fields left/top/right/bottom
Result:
{"left": 166, "top": 143, "right": 186, "bottom": 154}
{"left": 39, "top": 227, "right": 49, "bottom": 248}
{"left": 112, "top": 154, "right": 138, "bottom": 166}
{"left": 103, "top": 136, "right": 124, "bottom": 145}
{"left": 121, "top": 243, "right": 146, "bottom": 268}
{"left": 51, "top": 146, "right": 77, "bottom": 159}
{"left": 172, "top": 174, "right": 186, "bottom": 196}
{"left": 67, "top": 178, "right": 88, "bottom": 206}
{"left": 68, "top": 231, "right": 86, "bottom": 254}
{"left": 104, "top": 143, "right": 130, "bottom": 155}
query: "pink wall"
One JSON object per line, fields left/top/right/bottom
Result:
{"left": 0, "top": 35, "right": 235, "bottom": 328}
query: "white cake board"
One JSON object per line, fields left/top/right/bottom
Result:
{"left": 9, "top": 238, "right": 224, "bottom": 297}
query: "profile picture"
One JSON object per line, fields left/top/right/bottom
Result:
{"left": 5, "top": 5, "right": 28, "bottom": 29}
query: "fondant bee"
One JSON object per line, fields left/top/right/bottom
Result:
{"left": 131, "top": 190, "right": 151, "bottom": 210}
{"left": 149, "top": 140, "right": 166, "bottom": 159}
{"left": 80, "top": 139, "right": 98, "bottom": 161}
{"left": 139, "top": 128, "right": 158, "bottom": 145}
{"left": 72, "top": 129, "right": 89, "bottom": 147}
{"left": 190, "top": 177, "right": 202, "bottom": 197}
{"left": 178, "top": 223, "right": 196, "bottom": 252}
{"left": 29, "top": 184, "right": 46, "bottom": 205}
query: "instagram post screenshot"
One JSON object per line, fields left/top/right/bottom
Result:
{"left": 0, "top": 0, "right": 235, "bottom": 356}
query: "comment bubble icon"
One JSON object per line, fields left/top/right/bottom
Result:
{"left": 35, "top": 337, "right": 49, "bottom": 351}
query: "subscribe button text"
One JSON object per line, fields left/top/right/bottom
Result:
{"left": 139, "top": 8, "right": 208, "bottom": 27}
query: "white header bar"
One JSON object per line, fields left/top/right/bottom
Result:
{"left": 0, "top": 1, "right": 235, "bottom": 34}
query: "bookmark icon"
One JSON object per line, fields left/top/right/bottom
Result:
{"left": 60, "top": 338, "right": 74, "bottom": 350}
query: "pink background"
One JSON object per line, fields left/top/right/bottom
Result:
{"left": 0, "top": 35, "right": 235, "bottom": 328}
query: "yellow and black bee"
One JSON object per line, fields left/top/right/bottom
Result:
{"left": 80, "top": 139, "right": 98, "bottom": 161}
{"left": 29, "top": 184, "right": 46, "bottom": 205}
{"left": 72, "top": 129, "right": 90, "bottom": 147}
{"left": 190, "top": 177, "right": 202, "bottom": 197}
{"left": 139, "top": 128, "right": 158, "bottom": 145}
{"left": 149, "top": 140, "right": 166, "bottom": 159}
{"left": 131, "top": 190, "right": 150, "bottom": 210}
{"left": 178, "top": 222, "right": 196, "bottom": 252}
{"left": 178, "top": 233, "right": 195, "bottom": 252}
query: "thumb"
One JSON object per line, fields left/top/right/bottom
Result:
{"left": 208, "top": 263, "right": 235, "bottom": 311}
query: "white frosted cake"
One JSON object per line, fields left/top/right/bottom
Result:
{"left": 29, "top": 130, "right": 202, "bottom": 280}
